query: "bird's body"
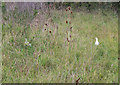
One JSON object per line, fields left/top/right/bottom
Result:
{"left": 95, "top": 37, "right": 99, "bottom": 46}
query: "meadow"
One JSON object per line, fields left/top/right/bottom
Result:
{"left": 2, "top": 7, "right": 118, "bottom": 83}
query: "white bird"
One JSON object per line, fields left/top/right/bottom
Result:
{"left": 95, "top": 37, "right": 99, "bottom": 46}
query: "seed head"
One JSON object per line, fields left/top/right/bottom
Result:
{"left": 69, "top": 21, "right": 71, "bottom": 24}
{"left": 70, "top": 27, "right": 72, "bottom": 30}
{"left": 49, "top": 4, "right": 51, "bottom": 8}
{"left": 66, "top": 21, "right": 68, "bottom": 24}
{"left": 69, "top": 7, "right": 71, "bottom": 10}
{"left": 45, "top": 24, "right": 48, "bottom": 26}
{"left": 67, "top": 38, "right": 69, "bottom": 42}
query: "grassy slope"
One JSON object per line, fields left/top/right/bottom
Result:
{"left": 2, "top": 9, "right": 118, "bottom": 83}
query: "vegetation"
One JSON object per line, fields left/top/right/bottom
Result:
{"left": 2, "top": 2, "right": 118, "bottom": 83}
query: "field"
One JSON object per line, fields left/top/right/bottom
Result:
{"left": 2, "top": 8, "right": 118, "bottom": 83}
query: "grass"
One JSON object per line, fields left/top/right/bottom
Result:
{"left": 2, "top": 8, "right": 118, "bottom": 83}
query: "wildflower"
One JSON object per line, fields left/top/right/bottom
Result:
{"left": 71, "top": 11, "right": 72, "bottom": 14}
{"left": 45, "top": 29, "right": 46, "bottom": 30}
{"left": 29, "top": 43, "right": 31, "bottom": 46}
{"left": 25, "top": 38, "right": 31, "bottom": 46}
{"left": 66, "top": 9, "right": 67, "bottom": 11}
{"left": 49, "top": 30, "right": 51, "bottom": 33}
{"left": 95, "top": 37, "right": 99, "bottom": 46}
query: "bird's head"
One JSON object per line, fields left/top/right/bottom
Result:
{"left": 95, "top": 37, "right": 98, "bottom": 41}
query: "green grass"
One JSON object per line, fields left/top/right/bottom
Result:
{"left": 2, "top": 9, "right": 118, "bottom": 83}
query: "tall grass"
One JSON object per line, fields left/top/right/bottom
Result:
{"left": 2, "top": 8, "right": 118, "bottom": 83}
